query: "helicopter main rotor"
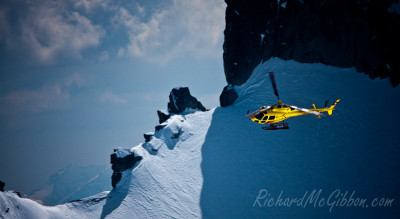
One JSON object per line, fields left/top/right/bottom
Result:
{"left": 267, "top": 71, "right": 323, "bottom": 116}
{"left": 268, "top": 72, "right": 280, "bottom": 102}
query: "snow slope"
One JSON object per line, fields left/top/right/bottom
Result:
{"left": 200, "top": 58, "right": 400, "bottom": 218}
{"left": 1, "top": 58, "right": 399, "bottom": 218}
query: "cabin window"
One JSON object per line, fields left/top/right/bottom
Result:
{"left": 255, "top": 113, "right": 264, "bottom": 120}
{"left": 269, "top": 116, "right": 275, "bottom": 120}
{"left": 277, "top": 105, "right": 281, "bottom": 108}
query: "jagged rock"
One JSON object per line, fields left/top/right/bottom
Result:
{"left": 167, "top": 87, "right": 207, "bottom": 114}
{"left": 222, "top": 0, "right": 400, "bottom": 107}
{"left": 220, "top": 85, "right": 239, "bottom": 107}
{"left": 144, "top": 132, "right": 154, "bottom": 142}
{"left": 155, "top": 87, "right": 206, "bottom": 125}
{"left": 0, "top": 181, "right": 5, "bottom": 192}
{"left": 157, "top": 110, "right": 170, "bottom": 124}
{"left": 110, "top": 148, "right": 142, "bottom": 188}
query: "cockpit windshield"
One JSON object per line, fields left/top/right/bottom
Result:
{"left": 254, "top": 112, "right": 264, "bottom": 120}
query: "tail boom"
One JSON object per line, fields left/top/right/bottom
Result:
{"left": 309, "top": 99, "right": 340, "bottom": 115}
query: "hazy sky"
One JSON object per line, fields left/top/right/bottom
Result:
{"left": 0, "top": 0, "right": 226, "bottom": 193}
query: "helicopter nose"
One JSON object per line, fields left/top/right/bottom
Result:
{"left": 246, "top": 113, "right": 252, "bottom": 120}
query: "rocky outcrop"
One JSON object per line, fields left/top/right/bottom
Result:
{"left": 157, "top": 110, "right": 170, "bottom": 124}
{"left": 144, "top": 132, "right": 154, "bottom": 142}
{"left": 155, "top": 87, "right": 207, "bottom": 126}
{"left": 110, "top": 148, "right": 142, "bottom": 188}
{"left": 220, "top": 85, "right": 239, "bottom": 107}
{"left": 168, "top": 87, "right": 207, "bottom": 114}
{"left": 0, "top": 181, "right": 5, "bottom": 192}
{"left": 221, "top": 0, "right": 400, "bottom": 106}
{"left": 155, "top": 123, "right": 167, "bottom": 132}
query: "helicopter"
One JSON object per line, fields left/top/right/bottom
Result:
{"left": 246, "top": 72, "right": 340, "bottom": 130}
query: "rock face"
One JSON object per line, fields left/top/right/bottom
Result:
{"left": 221, "top": 0, "right": 400, "bottom": 106}
{"left": 168, "top": 87, "right": 207, "bottom": 114}
{"left": 110, "top": 148, "right": 142, "bottom": 188}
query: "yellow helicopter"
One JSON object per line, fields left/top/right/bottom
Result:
{"left": 246, "top": 72, "right": 340, "bottom": 130}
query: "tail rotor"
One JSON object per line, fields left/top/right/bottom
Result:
{"left": 327, "top": 99, "right": 340, "bottom": 115}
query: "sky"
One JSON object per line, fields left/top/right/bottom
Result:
{"left": 0, "top": 0, "right": 227, "bottom": 194}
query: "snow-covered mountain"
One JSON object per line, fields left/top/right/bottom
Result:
{"left": 1, "top": 58, "right": 399, "bottom": 218}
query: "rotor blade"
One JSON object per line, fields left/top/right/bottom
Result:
{"left": 260, "top": 106, "right": 271, "bottom": 113}
{"left": 324, "top": 100, "right": 329, "bottom": 108}
{"left": 251, "top": 106, "right": 271, "bottom": 115}
{"left": 290, "top": 105, "right": 323, "bottom": 116}
{"left": 247, "top": 106, "right": 271, "bottom": 120}
{"left": 268, "top": 72, "right": 280, "bottom": 100}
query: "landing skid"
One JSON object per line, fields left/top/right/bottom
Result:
{"left": 262, "top": 122, "right": 289, "bottom": 130}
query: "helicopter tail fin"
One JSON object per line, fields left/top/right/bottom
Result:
{"left": 327, "top": 99, "right": 340, "bottom": 115}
